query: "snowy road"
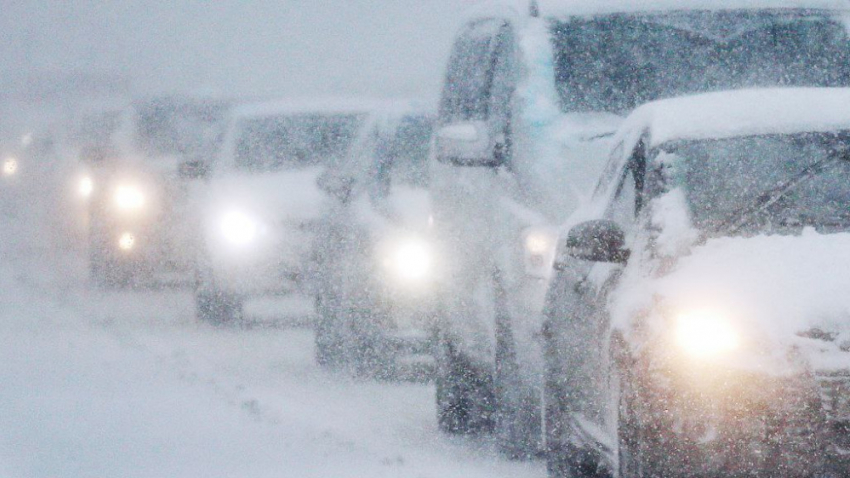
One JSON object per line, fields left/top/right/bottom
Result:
{"left": 0, "top": 200, "right": 544, "bottom": 477}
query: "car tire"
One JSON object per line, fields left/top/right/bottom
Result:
{"left": 434, "top": 336, "right": 495, "bottom": 435}
{"left": 314, "top": 294, "right": 346, "bottom": 368}
{"left": 195, "top": 289, "right": 244, "bottom": 325}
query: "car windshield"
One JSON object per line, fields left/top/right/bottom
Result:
{"left": 373, "top": 114, "right": 433, "bottom": 192}
{"left": 234, "top": 113, "right": 364, "bottom": 173}
{"left": 550, "top": 10, "right": 850, "bottom": 114}
{"left": 134, "top": 99, "right": 230, "bottom": 158}
{"left": 660, "top": 133, "right": 850, "bottom": 234}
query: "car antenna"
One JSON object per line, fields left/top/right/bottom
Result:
{"left": 529, "top": 0, "right": 540, "bottom": 17}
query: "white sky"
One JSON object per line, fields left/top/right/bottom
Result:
{"left": 2, "top": 1, "right": 485, "bottom": 103}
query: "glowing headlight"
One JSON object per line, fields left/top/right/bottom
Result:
{"left": 675, "top": 310, "right": 741, "bottom": 358}
{"left": 114, "top": 185, "right": 145, "bottom": 210}
{"left": 118, "top": 232, "right": 136, "bottom": 251}
{"left": 3, "top": 157, "right": 18, "bottom": 176}
{"left": 78, "top": 176, "right": 94, "bottom": 197}
{"left": 386, "top": 239, "right": 432, "bottom": 282}
{"left": 525, "top": 231, "right": 555, "bottom": 255}
{"left": 220, "top": 210, "right": 259, "bottom": 246}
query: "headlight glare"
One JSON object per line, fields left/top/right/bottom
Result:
{"left": 675, "top": 310, "right": 740, "bottom": 358}
{"left": 387, "top": 239, "right": 431, "bottom": 282}
{"left": 118, "top": 232, "right": 136, "bottom": 251}
{"left": 220, "top": 210, "right": 259, "bottom": 246}
{"left": 525, "top": 231, "right": 554, "bottom": 255}
{"left": 3, "top": 157, "right": 18, "bottom": 176}
{"left": 114, "top": 184, "right": 145, "bottom": 210}
{"left": 78, "top": 176, "right": 94, "bottom": 197}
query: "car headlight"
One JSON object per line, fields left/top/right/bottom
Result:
{"left": 385, "top": 238, "right": 432, "bottom": 282}
{"left": 675, "top": 310, "right": 741, "bottom": 358}
{"left": 118, "top": 232, "right": 136, "bottom": 251}
{"left": 525, "top": 230, "right": 555, "bottom": 255}
{"left": 78, "top": 176, "right": 94, "bottom": 198}
{"left": 219, "top": 210, "right": 260, "bottom": 246}
{"left": 114, "top": 184, "right": 145, "bottom": 210}
{"left": 3, "top": 157, "right": 18, "bottom": 177}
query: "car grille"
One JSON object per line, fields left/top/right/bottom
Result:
{"left": 817, "top": 370, "right": 850, "bottom": 422}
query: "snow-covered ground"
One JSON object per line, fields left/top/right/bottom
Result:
{"left": 0, "top": 173, "right": 545, "bottom": 478}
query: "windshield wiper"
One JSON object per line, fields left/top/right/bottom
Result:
{"left": 720, "top": 149, "right": 850, "bottom": 233}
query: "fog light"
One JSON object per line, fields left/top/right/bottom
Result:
{"left": 78, "top": 176, "right": 94, "bottom": 197}
{"left": 3, "top": 157, "right": 18, "bottom": 176}
{"left": 118, "top": 232, "right": 136, "bottom": 251}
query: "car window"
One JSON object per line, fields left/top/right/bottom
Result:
{"left": 233, "top": 114, "right": 364, "bottom": 173}
{"left": 605, "top": 142, "right": 646, "bottom": 226}
{"left": 439, "top": 19, "right": 505, "bottom": 123}
{"left": 372, "top": 115, "right": 433, "bottom": 198}
{"left": 550, "top": 11, "right": 850, "bottom": 114}
{"left": 592, "top": 142, "right": 626, "bottom": 201}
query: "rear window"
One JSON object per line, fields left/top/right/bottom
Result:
{"left": 550, "top": 11, "right": 850, "bottom": 114}
{"left": 233, "top": 114, "right": 364, "bottom": 173}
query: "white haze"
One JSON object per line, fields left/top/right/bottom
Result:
{"left": 0, "top": 1, "right": 481, "bottom": 101}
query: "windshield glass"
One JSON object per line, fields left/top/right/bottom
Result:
{"left": 661, "top": 133, "right": 850, "bottom": 233}
{"left": 134, "top": 99, "right": 230, "bottom": 158}
{"left": 234, "top": 113, "right": 364, "bottom": 173}
{"left": 550, "top": 11, "right": 850, "bottom": 114}
{"left": 373, "top": 114, "right": 433, "bottom": 192}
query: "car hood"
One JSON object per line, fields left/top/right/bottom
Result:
{"left": 628, "top": 230, "right": 850, "bottom": 372}
{"left": 204, "top": 167, "right": 326, "bottom": 224}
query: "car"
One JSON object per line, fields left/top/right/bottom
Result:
{"left": 543, "top": 87, "right": 850, "bottom": 478}
{"left": 311, "top": 104, "right": 436, "bottom": 376}
{"left": 429, "top": 0, "right": 850, "bottom": 458}
{"left": 191, "top": 99, "right": 377, "bottom": 325}
{"left": 82, "top": 96, "right": 230, "bottom": 287}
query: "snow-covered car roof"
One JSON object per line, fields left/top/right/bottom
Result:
{"left": 620, "top": 88, "right": 850, "bottom": 147}
{"left": 230, "top": 98, "right": 429, "bottom": 122}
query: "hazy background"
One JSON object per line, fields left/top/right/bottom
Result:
{"left": 1, "top": 1, "right": 483, "bottom": 105}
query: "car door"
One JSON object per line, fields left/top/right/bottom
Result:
{"left": 545, "top": 139, "right": 646, "bottom": 466}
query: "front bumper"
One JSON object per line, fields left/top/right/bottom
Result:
{"left": 640, "top": 364, "right": 849, "bottom": 477}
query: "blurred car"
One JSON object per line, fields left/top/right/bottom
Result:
{"left": 312, "top": 105, "right": 435, "bottom": 376}
{"left": 191, "top": 99, "right": 374, "bottom": 324}
{"left": 429, "top": 0, "right": 850, "bottom": 458}
{"left": 544, "top": 88, "right": 850, "bottom": 478}
{"left": 82, "top": 96, "right": 230, "bottom": 287}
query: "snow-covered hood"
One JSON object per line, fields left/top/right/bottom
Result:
{"left": 204, "top": 167, "right": 325, "bottom": 224}
{"left": 619, "top": 230, "right": 850, "bottom": 372}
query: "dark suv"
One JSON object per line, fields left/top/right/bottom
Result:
{"left": 545, "top": 88, "right": 850, "bottom": 477}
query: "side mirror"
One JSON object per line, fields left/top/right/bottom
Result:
{"left": 178, "top": 159, "right": 211, "bottom": 179}
{"left": 316, "top": 170, "right": 355, "bottom": 203}
{"left": 566, "top": 220, "right": 630, "bottom": 263}
{"left": 435, "top": 121, "right": 500, "bottom": 167}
